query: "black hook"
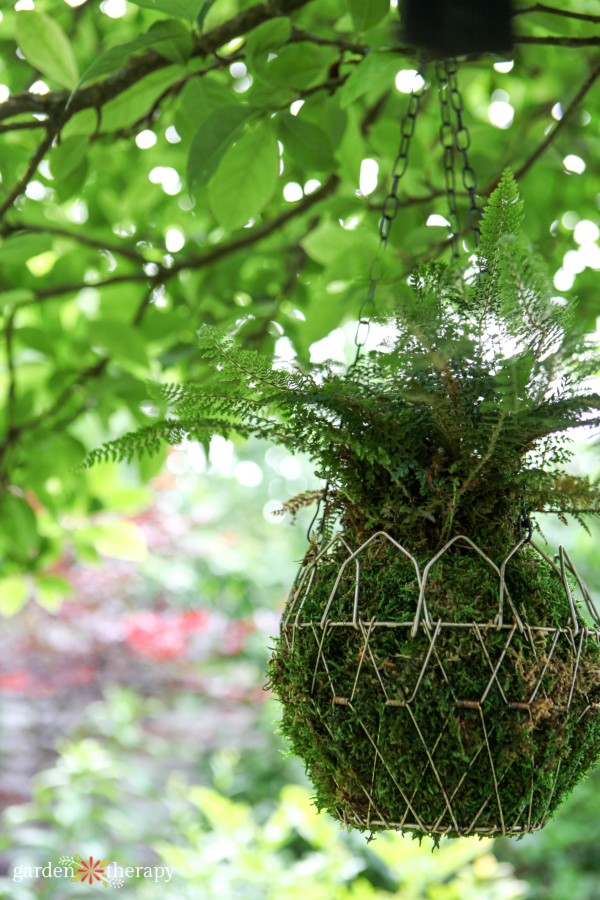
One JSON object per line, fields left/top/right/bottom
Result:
{"left": 518, "top": 501, "right": 533, "bottom": 542}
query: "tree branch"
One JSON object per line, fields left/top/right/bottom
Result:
{"left": 514, "top": 35, "right": 600, "bottom": 46}
{"left": 511, "top": 60, "right": 600, "bottom": 184}
{"left": 513, "top": 4, "right": 600, "bottom": 24}
{"left": 0, "top": 221, "right": 146, "bottom": 264}
{"left": 4, "top": 311, "right": 17, "bottom": 435}
{"left": 11, "top": 175, "right": 339, "bottom": 310}
{"left": 0, "top": 129, "right": 56, "bottom": 221}
{"left": 0, "top": 121, "right": 47, "bottom": 135}
{"left": 0, "top": 0, "right": 315, "bottom": 124}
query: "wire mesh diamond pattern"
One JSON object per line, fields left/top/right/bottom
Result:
{"left": 273, "top": 532, "right": 600, "bottom": 837}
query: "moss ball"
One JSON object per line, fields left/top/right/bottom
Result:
{"left": 269, "top": 534, "right": 600, "bottom": 838}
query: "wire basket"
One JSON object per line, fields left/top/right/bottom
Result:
{"left": 271, "top": 532, "right": 600, "bottom": 837}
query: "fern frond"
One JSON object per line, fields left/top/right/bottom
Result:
{"left": 86, "top": 174, "right": 599, "bottom": 552}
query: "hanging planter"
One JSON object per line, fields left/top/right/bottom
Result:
{"left": 270, "top": 531, "right": 600, "bottom": 837}
{"left": 86, "top": 165, "right": 600, "bottom": 837}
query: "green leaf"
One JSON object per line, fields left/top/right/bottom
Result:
{"left": 339, "top": 52, "right": 400, "bottom": 108}
{"left": 16, "top": 11, "right": 80, "bottom": 89}
{"left": 196, "top": 0, "right": 218, "bottom": 30}
{"left": 278, "top": 112, "right": 336, "bottom": 171}
{"left": 0, "top": 495, "right": 40, "bottom": 561}
{"left": 297, "top": 289, "right": 350, "bottom": 355}
{"left": 347, "top": 0, "right": 390, "bottom": 30}
{"left": 301, "top": 220, "right": 378, "bottom": 267}
{"left": 0, "top": 289, "right": 35, "bottom": 309}
{"left": 77, "top": 521, "right": 148, "bottom": 562}
{"left": 54, "top": 157, "right": 89, "bottom": 203}
{"left": 0, "top": 575, "right": 29, "bottom": 617}
{"left": 246, "top": 18, "right": 292, "bottom": 68}
{"left": 79, "top": 21, "right": 192, "bottom": 85}
{"left": 175, "top": 77, "right": 233, "bottom": 142}
{"left": 101, "top": 68, "right": 176, "bottom": 131}
{"left": 263, "top": 44, "right": 334, "bottom": 90}
{"left": 208, "top": 121, "right": 279, "bottom": 230}
{"left": 187, "top": 105, "right": 257, "bottom": 191}
{"left": 50, "top": 135, "right": 89, "bottom": 181}
{"left": 91, "top": 321, "right": 149, "bottom": 368}
{"left": 127, "top": 0, "right": 204, "bottom": 22}
{"left": 0, "top": 233, "right": 53, "bottom": 265}
{"left": 35, "top": 575, "right": 73, "bottom": 612}
{"left": 147, "top": 19, "right": 193, "bottom": 65}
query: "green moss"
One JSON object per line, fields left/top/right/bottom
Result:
{"left": 269, "top": 535, "right": 600, "bottom": 839}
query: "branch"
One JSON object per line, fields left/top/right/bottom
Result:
{"left": 514, "top": 35, "right": 600, "bottom": 46}
{"left": 0, "top": 0, "right": 315, "bottom": 124}
{"left": 0, "top": 285, "right": 157, "bottom": 447}
{"left": 0, "top": 221, "right": 146, "bottom": 264}
{"left": 513, "top": 4, "right": 600, "bottom": 23}
{"left": 12, "top": 356, "right": 109, "bottom": 439}
{"left": 290, "top": 27, "right": 368, "bottom": 54}
{"left": 4, "top": 310, "right": 17, "bottom": 437}
{"left": 13, "top": 175, "right": 339, "bottom": 310}
{"left": 511, "top": 60, "right": 600, "bottom": 184}
{"left": 0, "top": 121, "right": 47, "bottom": 135}
{"left": 0, "top": 129, "right": 55, "bottom": 221}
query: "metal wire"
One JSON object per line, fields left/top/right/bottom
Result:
{"left": 280, "top": 531, "right": 600, "bottom": 836}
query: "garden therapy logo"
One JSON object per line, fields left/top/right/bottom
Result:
{"left": 12, "top": 856, "right": 174, "bottom": 886}
{"left": 61, "top": 855, "right": 123, "bottom": 888}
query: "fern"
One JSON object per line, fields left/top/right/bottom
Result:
{"left": 85, "top": 172, "right": 600, "bottom": 554}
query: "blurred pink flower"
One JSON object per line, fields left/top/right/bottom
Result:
{"left": 123, "top": 609, "right": 211, "bottom": 661}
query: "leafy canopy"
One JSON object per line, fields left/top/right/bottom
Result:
{"left": 86, "top": 173, "right": 600, "bottom": 553}
{"left": 0, "top": 0, "right": 599, "bottom": 590}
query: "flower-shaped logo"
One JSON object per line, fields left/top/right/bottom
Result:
{"left": 72, "top": 856, "right": 109, "bottom": 886}
{"left": 58, "top": 853, "right": 123, "bottom": 888}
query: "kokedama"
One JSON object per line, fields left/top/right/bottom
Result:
{"left": 87, "top": 172, "right": 600, "bottom": 838}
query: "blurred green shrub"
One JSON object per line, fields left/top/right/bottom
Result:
{"left": 141, "top": 780, "right": 526, "bottom": 899}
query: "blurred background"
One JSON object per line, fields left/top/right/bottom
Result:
{"left": 1, "top": 424, "right": 599, "bottom": 898}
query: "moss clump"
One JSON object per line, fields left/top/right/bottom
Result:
{"left": 269, "top": 535, "right": 600, "bottom": 838}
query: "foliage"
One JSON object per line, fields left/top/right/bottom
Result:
{"left": 86, "top": 174, "right": 600, "bottom": 554}
{"left": 0, "top": 0, "right": 599, "bottom": 594}
{"left": 0, "top": 433, "right": 599, "bottom": 895}
{"left": 0, "top": 737, "right": 529, "bottom": 899}
{"left": 497, "top": 767, "right": 600, "bottom": 900}
{"left": 141, "top": 781, "right": 527, "bottom": 899}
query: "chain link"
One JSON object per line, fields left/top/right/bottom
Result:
{"left": 435, "top": 61, "right": 460, "bottom": 259}
{"left": 446, "top": 58, "right": 480, "bottom": 250}
{"left": 435, "top": 59, "right": 481, "bottom": 257}
{"left": 348, "top": 69, "right": 426, "bottom": 374}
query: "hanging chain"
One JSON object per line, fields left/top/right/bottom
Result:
{"left": 349, "top": 69, "right": 426, "bottom": 373}
{"left": 447, "top": 59, "right": 480, "bottom": 249}
{"left": 436, "top": 61, "right": 460, "bottom": 259}
{"left": 307, "top": 71, "right": 426, "bottom": 542}
{"left": 308, "top": 62, "right": 481, "bottom": 543}
{"left": 436, "top": 59, "right": 480, "bottom": 254}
